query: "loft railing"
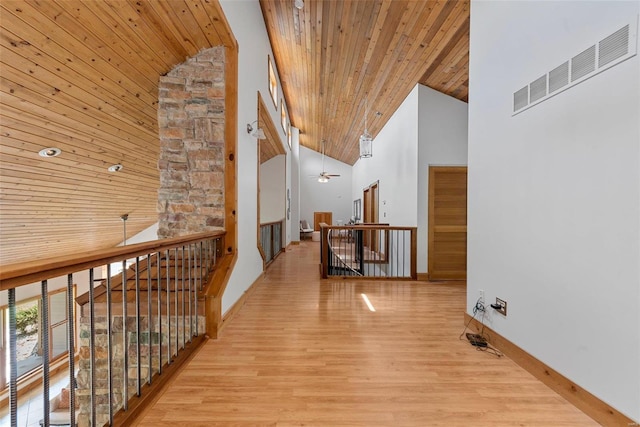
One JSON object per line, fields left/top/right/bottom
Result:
{"left": 320, "top": 224, "right": 417, "bottom": 280}
{"left": 259, "top": 219, "right": 284, "bottom": 266}
{"left": 0, "top": 231, "right": 225, "bottom": 427}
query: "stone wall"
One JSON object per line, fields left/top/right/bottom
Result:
{"left": 157, "top": 47, "right": 226, "bottom": 238}
{"left": 76, "top": 314, "right": 205, "bottom": 427}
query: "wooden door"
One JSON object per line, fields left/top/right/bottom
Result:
{"left": 363, "top": 189, "right": 371, "bottom": 223}
{"left": 363, "top": 188, "right": 371, "bottom": 246}
{"left": 370, "top": 182, "right": 379, "bottom": 251}
{"left": 428, "top": 166, "right": 467, "bottom": 280}
{"left": 362, "top": 182, "right": 379, "bottom": 248}
{"left": 314, "top": 211, "right": 332, "bottom": 231}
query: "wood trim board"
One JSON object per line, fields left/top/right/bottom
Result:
{"left": 464, "top": 313, "right": 637, "bottom": 426}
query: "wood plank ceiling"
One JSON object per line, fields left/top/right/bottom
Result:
{"left": 0, "top": 0, "right": 234, "bottom": 266}
{"left": 0, "top": 0, "right": 469, "bottom": 267}
{"left": 260, "top": 0, "right": 470, "bottom": 165}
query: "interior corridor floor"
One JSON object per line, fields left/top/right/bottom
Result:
{"left": 135, "top": 241, "right": 597, "bottom": 426}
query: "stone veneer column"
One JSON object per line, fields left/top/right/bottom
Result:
{"left": 157, "top": 47, "right": 226, "bottom": 238}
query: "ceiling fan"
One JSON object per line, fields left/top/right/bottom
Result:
{"left": 315, "top": 140, "right": 340, "bottom": 183}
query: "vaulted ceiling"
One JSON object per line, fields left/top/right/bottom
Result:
{"left": 0, "top": 0, "right": 234, "bottom": 266}
{"left": 260, "top": 0, "right": 470, "bottom": 165}
{"left": 0, "top": 0, "right": 469, "bottom": 267}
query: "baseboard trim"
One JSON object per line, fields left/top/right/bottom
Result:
{"left": 416, "top": 273, "right": 429, "bottom": 281}
{"left": 464, "top": 313, "right": 636, "bottom": 426}
{"left": 219, "top": 272, "right": 264, "bottom": 334}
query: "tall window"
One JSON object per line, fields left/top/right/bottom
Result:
{"left": 268, "top": 55, "right": 277, "bottom": 106}
{"left": 1, "top": 287, "right": 74, "bottom": 389}
{"left": 49, "top": 289, "right": 70, "bottom": 359}
{"left": 281, "top": 99, "right": 287, "bottom": 132}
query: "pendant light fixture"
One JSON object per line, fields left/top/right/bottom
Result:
{"left": 359, "top": 97, "right": 372, "bottom": 159}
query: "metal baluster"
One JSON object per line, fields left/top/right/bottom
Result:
{"left": 398, "top": 230, "right": 402, "bottom": 278}
{"left": 158, "top": 252, "right": 163, "bottom": 374}
{"left": 174, "top": 248, "right": 179, "bottom": 356}
{"left": 188, "top": 244, "right": 193, "bottom": 341}
{"left": 181, "top": 246, "right": 185, "bottom": 349}
{"left": 122, "top": 261, "right": 128, "bottom": 411}
{"left": 135, "top": 257, "right": 141, "bottom": 396}
{"left": 402, "top": 231, "right": 407, "bottom": 276}
{"left": 202, "top": 241, "right": 207, "bottom": 279}
{"left": 41, "top": 280, "right": 50, "bottom": 427}
{"left": 147, "top": 254, "right": 153, "bottom": 385}
{"left": 350, "top": 227, "right": 353, "bottom": 276}
{"left": 394, "top": 230, "right": 397, "bottom": 277}
{"left": 391, "top": 230, "right": 395, "bottom": 278}
{"left": 204, "top": 241, "right": 210, "bottom": 278}
{"left": 327, "top": 230, "right": 339, "bottom": 276}
{"left": 196, "top": 243, "right": 201, "bottom": 336}
{"left": 166, "top": 250, "right": 171, "bottom": 364}
{"left": 377, "top": 229, "right": 380, "bottom": 278}
{"left": 212, "top": 238, "right": 217, "bottom": 269}
{"left": 89, "top": 269, "right": 97, "bottom": 426}
{"left": 198, "top": 241, "right": 203, "bottom": 292}
{"left": 8, "top": 289, "right": 17, "bottom": 427}
{"left": 67, "top": 273, "right": 76, "bottom": 427}
{"left": 106, "top": 264, "right": 114, "bottom": 425}
{"left": 401, "top": 230, "right": 405, "bottom": 277}
{"left": 363, "top": 229, "right": 366, "bottom": 276}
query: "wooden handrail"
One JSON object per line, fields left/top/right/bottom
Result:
{"left": 259, "top": 218, "right": 285, "bottom": 227}
{"left": 322, "top": 224, "right": 421, "bottom": 230}
{"left": 0, "top": 230, "right": 226, "bottom": 291}
{"left": 320, "top": 224, "right": 418, "bottom": 280}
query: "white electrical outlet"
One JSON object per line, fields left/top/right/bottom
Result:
{"left": 479, "top": 289, "right": 485, "bottom": 302}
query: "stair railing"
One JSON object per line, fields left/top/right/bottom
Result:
{"left": 0, "top": 231, "right": 225, "bottom": 427}
{"left": 258, "top": 219, "right": 284, "bottom": 266}
{"left": 320, "top": 224, "right": 417, "bottom": 280}
{"left": 326, "top": 228, "right": 363, "bottom": 276}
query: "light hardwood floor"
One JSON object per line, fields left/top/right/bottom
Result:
{"left": 135, "top": 242, "right": 597, "bottom": 426}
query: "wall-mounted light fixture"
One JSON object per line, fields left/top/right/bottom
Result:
{"left": 247, "top": 120, "right": 266, "bottom": 139}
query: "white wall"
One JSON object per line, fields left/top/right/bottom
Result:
{"left": 119, "top": 222, "right": 158, "bottom": 246}
{"left": 259, "top": 155, "right": 286, "bottom": 223}
{"left": 352, "top": 85, "right": 468, "bottom": 274}
{"left": 290, "top": 127, "right": 301, "bottom": 241}
{"left": 352, "top": 86, "right": 419, "bottom": 227}
{"left": 299, "top": 145, "right": 353, "bottom": 226}
{"left": 417, "top": 85, "right": 468, "bottom": 273}
{"left": 284, "top": 137, "right": 292, "bottom": 245}
{"left": 220, "top": 0, "right": 292, "bottom": 313}
{"left": 468, "top": 1, "right": 639, "bottom": 421}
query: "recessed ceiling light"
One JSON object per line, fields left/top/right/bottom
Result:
{"left": 38, "top": 147, "right": 62, "bottom": 158}
{"left": 294, "top": 0, "right": 304, "bottom": 9}
{"left": 108, "top": 164, "right": 123, "bottom": 172}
